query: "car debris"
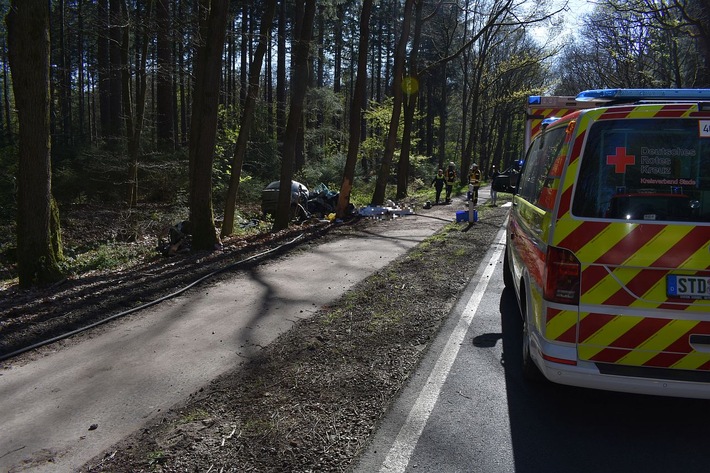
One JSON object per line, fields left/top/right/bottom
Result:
{"left": 358, "top": 200, "right": 415, "bottom": 219}
{"left": 305, "top": 183, "right": 339, "bottom": 218}
{"left": 157, "top": 220, "right": 192, "bottom": 256}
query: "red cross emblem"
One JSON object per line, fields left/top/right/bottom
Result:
{"left": 606, "top": 147, "right": 635, "bottom": 173}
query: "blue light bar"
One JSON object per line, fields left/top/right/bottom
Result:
{"left": 576, "top": 88, "right": 710, "bottom": 102}
{"left": 529, "top": 96, "right": 542, "bottom": 105}
{"left": 541, "top": 117, "right": 560, "bottom": 127}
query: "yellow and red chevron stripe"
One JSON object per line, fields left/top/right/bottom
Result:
{"left": 528, "top": 107, "right": 575, "bottom": 138}
{"left": 577, "top": 313, "right": 710, "bottom": 370}
{"left": 545, "top": 307, "right": 577, "bottom": 343}
{"left": 597, "top": 104, "right": 702, "bottom": 120}
{"left": 552, "top": 221, "right": 710, "bottom": 308}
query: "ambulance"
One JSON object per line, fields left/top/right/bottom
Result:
{"left": 497, "top": 88, "right": 710, "bottom": 398}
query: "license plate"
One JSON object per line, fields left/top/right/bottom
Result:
{"left": 667, "top": 275, "right": 710, "bottom": 300}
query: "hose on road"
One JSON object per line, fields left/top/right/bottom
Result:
{"left": 0, "top": 233, "right": 310, "bottom": 362}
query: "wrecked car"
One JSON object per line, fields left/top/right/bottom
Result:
{"left": 261, "top": 180, "right": 309, "bottom": 217}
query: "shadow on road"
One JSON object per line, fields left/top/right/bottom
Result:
{"left": 499, "top": 287, "right": 710, "bottom": 473}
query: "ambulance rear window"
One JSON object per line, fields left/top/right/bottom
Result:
{"left": 572, "top": 118, "right": 710, "bottom": 222}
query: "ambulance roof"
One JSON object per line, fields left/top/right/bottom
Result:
{"left": 576, "top": 88, "right": 710, "bottom": 103}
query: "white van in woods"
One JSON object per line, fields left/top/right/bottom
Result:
{"left": 496, "top": 88, "right": 710, "bottom": 398}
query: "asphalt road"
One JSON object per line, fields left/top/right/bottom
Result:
{"left": 0, "top": 204, "right": 455, "bottom": 472}
{"left": 355, "top": 220, "right": 710, "bottom": 473}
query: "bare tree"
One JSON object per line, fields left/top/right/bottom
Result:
{"left": 556, "top": 0, "right": 701, "bottom": 90}
{"left": 606, "top": 0, "right": 710, "bottom": 85}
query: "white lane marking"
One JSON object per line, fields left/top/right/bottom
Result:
{"left": 380, "top": 228, "right": 507, "bottom": 473}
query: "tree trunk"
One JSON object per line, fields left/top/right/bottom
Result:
{"left": 273, "top": 0, "right": 316, "bottom": 232}
{"left": 426, "top": 79, "right": 435, "bottom": 161}
{"left": 78, "top": 0, "right": 86, "bottom": 143}
{"left": 240, "top": 1, "right": 248, "bottom": 106}
{"left": 374, "top": 22, "right": 382, "bottom": 102}
{"left": 177, "top": 0, "right": 188, "bottom": 146}
{"left": 156, "top": 0, "right": 175, "bottom": 150}
{"left": 97, "top": 0, "right": 111, "bottom": 139}
{"left": 333, "top": 4, "right": 343, "bottom": 95}
{"left": 124, "top": 0, "right": 154, "bottom": 208}
{"left": 225, "top": 11, "right": 234, "bottom": 108}
{"left": 276, "top": 0, "right": 286, "bottom": 147}
{"left": 463, "top": 42, "right": 488, "bottom": 176}
{"left": 459, "top": 0, "right": 471, "bottom": 167}
{"left": 7, "top": 0, "right": 64, "bottom": 287}
{"left": 109, "top": 0, "right": 123, "bottom": 143}
{"left": 120, "top": 0, "right": 136, "bottom": 205}
{"left": 1, "top": 38, "right": 12, "bottom": 145}
{"left": 57, "top": 0, "right": 73, "bottom": 149}
{"left": 332, "top": 4, "right": 343, "bottom": 138}
{"left": 316, "top": 5, "right": 325, "bottom": 88}
{"left": 290, "top": 3, "right": 306, "bottom": 173}
{"left": 371, "top": 0, "right": 414, "bottom": 205}
{"left": 336, "top": 0, "right": 373, "bottom": 218}
{"left": 266, "top": 29, "right": 274, "bottom": 135}
{"left": 221, "top": 0, "right": 278, "bottom": 237}
{"left": 396, "top": 0, "right": 423, "bottom": 199}
{"left": 188, "top": 0, "right": 229, "bottom": 251}
{"left": 440, "top": 63, "right": 450, "bottom": 181}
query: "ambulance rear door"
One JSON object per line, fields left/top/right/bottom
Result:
{"left": 564, "top": 109, "right": 710, "bottom": 379}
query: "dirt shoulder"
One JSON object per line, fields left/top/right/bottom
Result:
{"left": 80, "top": 199, "right": 509, "bottom": 473}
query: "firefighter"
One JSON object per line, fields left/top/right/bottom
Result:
{"left": 431, "top": 168, "right": 445, "bottom": 204}
{"left": 444, "top": 162, "right": 457, "bottom": 204}
{"left": 468, "top": 163, "right": 481, "bottom": 205}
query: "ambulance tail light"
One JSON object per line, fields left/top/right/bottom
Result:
{"left": 544, "top": 246, "right": 580, "bottom": 304}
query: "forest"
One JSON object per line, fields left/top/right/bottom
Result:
{"left": 1, "top": 0, "right": 709, "bottom": 287}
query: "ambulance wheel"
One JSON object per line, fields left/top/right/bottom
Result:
{"left": 503, "top": 248, "right": 513, "bottom": 289}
